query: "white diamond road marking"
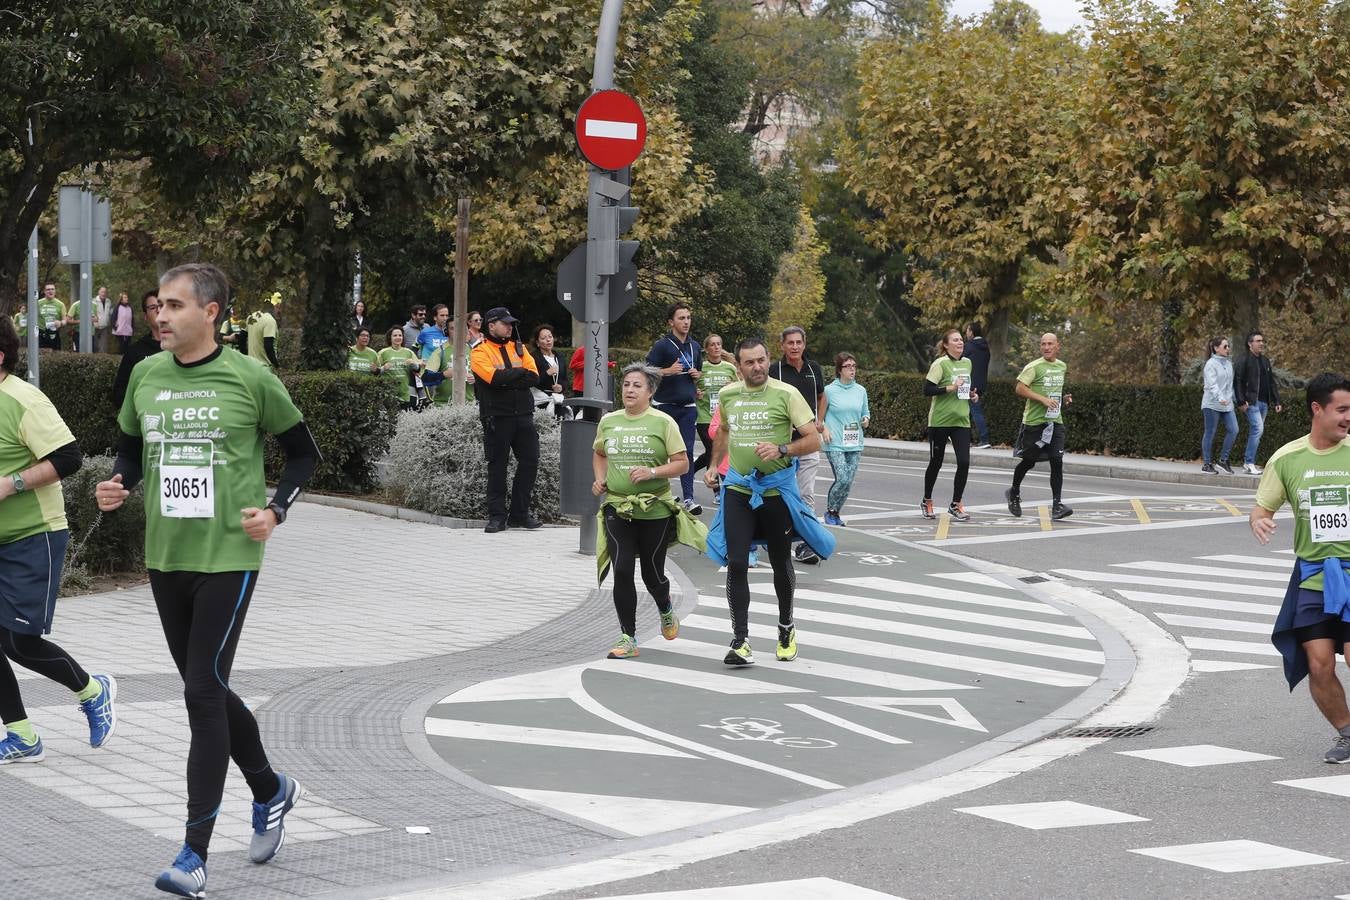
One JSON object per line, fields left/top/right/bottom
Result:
{"left": 1275, "top": 774, "right": 1350, "bottom": 798}
{"left": 598, "top": 878, "right": 904, "bottom": 898}
{"left": 1129, "top": 840, "right": 1340, "bottom": 873}
{"left": 954, "top": 800, "right": 1149, "bottom": 830}
{"left": 1116, "top": 744, "right": 1282, "bottom": 767}
{"left": 0, "top": 699, "right": 382, "bottom": 852}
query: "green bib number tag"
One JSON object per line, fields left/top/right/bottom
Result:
{"left": 159, "top": 440, "right": 215, "bottom": 519}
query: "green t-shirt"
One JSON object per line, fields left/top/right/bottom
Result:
{"left": 593, "top": 407, "right": 685, "bottom": 519}
{"left": 378, "top": 347, "right": 418, "bottom": 401}
{"left": 926, "top": 356, "right": 973, "bottom": 428}
{"left": 0, "top": 375, "right": 74, "bottom": 544}
{"left": 718, "top": 377, "right": 815, "bottom": 497}
{"left": 346, "top": 346, "right": 378, "bottom": 374}
{"left": 1018, "top": 358, "right": 1068, "bottom": 426}
{"left": 13, "top": 311, "right": 25, "bottom": 338}
{"left": 696, "top": 360, "right": 739, "bottom": 425}
{"left": 117, "top": 350, "right": 304, "bottom": 573}
{"left": 1255, "top": 436, "right": 1350, "bottom": 592}
{"left": 246, "top": 311, "right": 279, "bottom": 368}
{"left": 37, "top": 299, "right": 66, "bottom": 333}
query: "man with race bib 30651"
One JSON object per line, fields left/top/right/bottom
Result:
{"left": 96, "top": 264, "right": 321, "bottom": 899}
{"left": 1006, "top": 332, "right": 1073, "bottom": 521}
{"left": 1251, "top": 373, "right": 1350, "bottom": 765}
{"left": 704, "top": 338, "right": 835, "bottom": 667}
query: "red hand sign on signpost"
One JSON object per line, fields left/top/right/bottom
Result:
{"left": 574, "top": 90, "right": 647, "bottom": 171}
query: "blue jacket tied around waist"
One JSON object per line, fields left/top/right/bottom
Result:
{"left": 1272, "top": 557, "right": 1350, "bottom": 691}
{"left": 705, "top": 462, "right": 836, "bottom": 566}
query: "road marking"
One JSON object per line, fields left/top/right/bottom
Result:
{"left": 1128, "top": 839, "right": 1340, "bottom": 873}
{"left": 1157, "top": 613, "right": 1271, "bottom": 635}
{"left": 500, "top": 788, "right": 756, "bottom": 838}
{"left": 679, "top": 615, "right": 1097, "bottom": 687}
{"left": 1181, "top": 636, "right": 1281, "bottom": 657}
{"left": 752, "top": 584, "right": 1095, "bottom": 639}
{"left": 930, "top": 571, "right": 1009, "bottom": 588}
{"left": 1052, "top": 569, "right": 1285, "bottom": 598}
{"left": 923, "top": 511, "right": 1289, "bottom": 547}
{"left": 1038, "top": 504, "right": 1052, "bottom": 531}
{"left": 830, "top": 696, "right": 987, "bottom": 733}
{"left": 785, "top": 704, "right": 911, "bottom": 745}
{"left": 1116, "top": 589, "right": 1278, "bottom": 616}
{"left": 437, "top": 664, "right": 580, "bottom": 704}
{"left": 728, "top": 600, "right": 1105, "bottom": 664}
{"left": 1216, "top": 498, "right": 1242, "bottom": 516}
{"left": 422, "top": 718, "right": 696, "bottom": 758}
{"left": 1129, "top": 498, "right": 1151, "bottom": 524}
{"left": 830, "top": 576, "right": 1067, "bottom": 616}
{"left": 955, "top": 800, "right": 1148, "bottom": 830}
{"left": 935, "top": 512, "right": 951, "bottom": 541}
{"left": 1117, "top": 744, "right": 1282, "bottom": 767}
{"left": 1111, "top": 560, "right": 1291, "bottom": 583}
{"left": 644, "top": 640, "right": 980, "bottom": 693}
{"left": 590, "top": 657, "right": 813, "bottom": 695}
{"left": 1275, "top": 774, "right": 1350, "bottom": 799}
{"left": 1191, "top": 659, "right": 1273, "bottom": 672}
{"left": 1199, "top": 553, "right": 1294, "bottom": 569}
{"left": 597, "top": 878, "right": 905, "bottom": 899}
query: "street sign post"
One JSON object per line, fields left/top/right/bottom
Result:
{"left": 58, "top": 185, "right": 111, "bottom": 353}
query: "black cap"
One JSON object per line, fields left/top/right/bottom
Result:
{"left": 484, "top": 306, "right": 518, "bottom": 325}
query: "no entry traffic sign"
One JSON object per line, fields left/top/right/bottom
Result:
{"left": 575, "top": 90, "right": 647, "bottom": 171}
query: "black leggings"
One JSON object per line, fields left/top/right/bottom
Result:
{"left": 722, "top": 489, "right": 795, "bottom": 643}
{"left": 692, "top": 423, "right": 714, "bottom": 475}
{"left": 0, "top": 627, "right": 90, "bottom": 723}
{"left": 924, "top": 427, "right": 971, "bottom": 503}
{"left": 1012, "top": 448, "right": 1065, "bottom": 503}
{"left": 150, "top": 570, "right": 279, "bottom": 860}
{"left": 602, "top": 508, "right": 675, "bottom": 636}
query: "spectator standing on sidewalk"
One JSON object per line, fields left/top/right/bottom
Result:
{"left": 820, "top": 352, "right": 870, "bottom": 526}
{"left": 1250, "top": 373, "right": 1350, "bottom": 764}
{"left": 0, "top": 314, "right": 118, "bottom": 765}
{"left": 350, "top": 300, "right": 369, "bottom": 336}
{"left": 528, "top": 325, "right": 566, "bottom": 418}
{"left": 769, "top": 326, "right": 826, "bottom": 564}
{"left": 92, "top": 286, "right": 112, "bottom": 353}
{"left": 1236, "top": 331, "right": 1283, "bottom": 475}
{"left": 402, "top": 305, "right": 427, "bottom": 353}
{"left": 466, "top": 310, "right": 484, "bottom": 348}
{"left": 1005, "top": 332, "right": 1074, "bottom": 521}
{"left": 471, "top": 307, "right": 541, "bottom": 533}
{"left": 964, "top": 321, "right": 992, "bottom": 448}
{"left": 111, "top": 291, "right": 162, "bottom": 410}
{"left": 246, "top": 293, "right": 282, "bottom": 371}
{"left": 112, "top": 292, "right": 134, "bottom": 354}
{"left": 1201, "top": 335, "right": 1238, "bottom": 475}
{"left": 646, "top": 302, "right": 703, "bottom": 515}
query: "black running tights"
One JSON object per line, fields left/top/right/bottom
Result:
{"left": 692, "top": 423, "right": 714, "bottom": 475}
{"left": 723, "top": 490, "right": 795, "bottom": 643}
{"left": 923, "top": 427, "right": 971, "bottom": 503}
{"left": 149, "top": 570, "right": 280, "bottom": 860}
{"left": 0, "top": 627, "right": 89, "bottom": 723}
{"left": 602, "top": 508, "right": 675, "bottom": 636}
{"left": 1011, "top": 450, "right": 1064, "bottom": 503}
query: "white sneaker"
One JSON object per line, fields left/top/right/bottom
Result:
{"left": 1244, "top": 463, "right": 1263, "bottom": 475}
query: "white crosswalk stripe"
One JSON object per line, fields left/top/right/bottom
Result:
{"left": 1111, "top": 560, "right": 1292, "bottom": 584}
{"left": 1053, "top": 569, "right": 1285, "bottom": 598}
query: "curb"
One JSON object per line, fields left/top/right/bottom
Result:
{"left": 863, "top": 441, "right": 1261, "bottom": 490}
{"left": 299, "top": 493, "right": 574, "bottom": 532}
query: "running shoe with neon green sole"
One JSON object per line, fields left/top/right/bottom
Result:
{"left": 607, "top": 634, "right": 640, "bottom": 659}
{"left": 723, "top": 640, "right": 755, "bottom": 667}
{"left": 660, "top": 610, "right": 680, "bottom": 641}
{"left": 776, "top": 625, "right": 798, "bottom": 661}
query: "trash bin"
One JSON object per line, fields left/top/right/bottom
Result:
{"left": 561, "top": 397, "right": 613, "bottom": 554}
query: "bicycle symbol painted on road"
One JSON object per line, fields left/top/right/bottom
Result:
{"left": 833, "top": 551, "right": 904, "bottom": 566}
{"left": 699, "top": 716, "right": 838, "bottom": 749}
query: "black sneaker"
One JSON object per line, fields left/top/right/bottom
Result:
{"left": 1216, "top": 462, "right": 1234, "bottom": 475}
{"left": 1052, "top": 503, "right": 1073, "bottom": 520}
{"left": 1005, "top": 488, "right": 1022, "bottom": 517}
{"left": 484, "top": 518, "right": 507, "bottom": 533}
{"left": 1200, "top": 463, "right": 1216, "bottom": 474}
{"left": 507, "top": 515, "right": 542, "bottom": 530}
{"left": 793, "top": 543, "right": 820, "bottom": 565}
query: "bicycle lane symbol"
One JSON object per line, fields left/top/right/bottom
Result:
{"left": 832, "top": 550, "right": 904, "bottom": 567}
{"left": 699, "top": 716, "right": 837, "bottom": 749}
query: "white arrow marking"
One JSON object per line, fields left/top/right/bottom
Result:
{"left": 785, "top": 704, "right": 911, "bottom": 745}
{"left": 584, "top": 119, "right": 639, "bottom": 140}
{"left": 828, "top": 696, "right": 987, "bottom": 733}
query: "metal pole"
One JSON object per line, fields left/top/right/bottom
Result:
{"left": 26, "top": 227, "right": 39, "bottom": 386}
{"left": 78, "top": 189, "right": 93, "bottom": 353}
{"left": 451, "top": 198, "right": 470, "bottom": 405}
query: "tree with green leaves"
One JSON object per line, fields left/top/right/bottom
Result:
{"left": 0, "top": 1, "right": 316, "bottom": 314}
{"left": 1053, "top": 0, "right": 1350, "bottom": 382}
{"left": 843, "top": 2, "right": 1081, "bottom": 371}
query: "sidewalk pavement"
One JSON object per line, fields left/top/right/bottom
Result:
{"left": 865, "top": 437, "right": 1263, "bottom": 490}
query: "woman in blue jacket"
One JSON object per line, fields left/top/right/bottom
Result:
{"left": 819, "top": 352, "right": 871, "bottom": 526}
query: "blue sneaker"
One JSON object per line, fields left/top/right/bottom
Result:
{"left": 0, "top": 730, "right": 44, "bottom": 764}
{"left": 80, "top": 673, "right": 117, "bottom": 748}
{"left": 155, "top": 844, "right": 207, "bottom": 898}
{"left": 250, "top": 772, "right": 302, "bottom": 864}
{"left": 824, "top": 511, "right": 843, "bottom": 526}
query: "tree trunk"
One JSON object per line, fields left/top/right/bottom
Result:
{"left": 1231, "top": 280, "right": 1260, "bottom": 345}
{"left": 986, "top": 261, "right": 1020, "bottom": 376}
{"left": 300, "top": 249, "right": 353, "bottom": 371}
{"left": 1157, "top": 297, "right": 1183, "bottom": 384}
{"left": 0, "top": 257, "right": 23, "bottom": 318}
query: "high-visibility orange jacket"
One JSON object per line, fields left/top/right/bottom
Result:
{"left": 471, "top": 335, "right": 540, "bottom": 416}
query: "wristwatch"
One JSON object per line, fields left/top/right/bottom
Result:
{"left": 265, "top": 501, "right": 287, "bottom": 525}
{"left": 777, "top": 443, "right": 791, "bottom": 459}
{"left": 9, "top": 473, "right": 24, "bottom": 494}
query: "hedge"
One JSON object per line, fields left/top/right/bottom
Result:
{"left": 15, "top": 349, "right": 399, "bottom": 492}
{"left": 61, "top": 455, "right": 146, "bottom": 581}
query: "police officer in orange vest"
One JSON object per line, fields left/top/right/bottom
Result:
{"left": 470, "top": 307, "right": 542, "bottom": 533}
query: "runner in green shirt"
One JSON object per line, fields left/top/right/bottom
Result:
{"left": 693, "top": 333, "right": 738, "bottom": 486}
{"left": 346, "top": 328, "right": 379, "bottom": 374}
{"left": 1251, "top": 373, "right": 1350, "bottom": 764}
{"left": 706, "top": 338, "right": 819, "bottom": 667}
{"left": 922, "top": 329, "right": 976, "bottom": 522}
{"left": 591, "top": 363, "right": 691, "bottom": 660}
{"left": 13, "top": 304, "right": 25, "bottom": 339}
{"left": 246, "top": 297, "right": 280, "bottom": 369}
{"left": 1006, "top": 332, "right": 1074, "bottom": 521}
{"left": 96, "top": 264, "right": 320, "bottom": 896}
{"left": 36, "top": 284, "right": 68, "bottom": 351}
{"left": 378, "top": 326, "right": 421, "bottom": 408}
